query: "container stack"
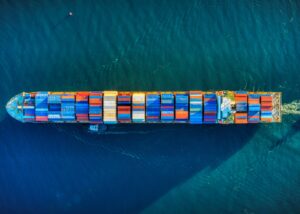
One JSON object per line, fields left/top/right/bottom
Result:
{"left": 175, "top": 93, "right": 189, "bottom": 123}
{"left": 61, "top": 93, "right": 75, "bottom": 121}
{"left": 75, "top": 92, "right": 89, "bottom": 122}
{"left": 234, "top": 92, "right": 248, "bottom": 124}
{"left": 161, "top": 93, "right": 174, "bottom": 122}
{"left": 189, "top": 91, "right": 203, "bottom": 124}
{"left": 132, "top": 93, "right": 145, "bottom": 123}
{"left": 146, "top": 93, "right": 160, "bottom": 122}
{"left": 235, "top": 92, "right": 248, "bottom": 111}
{"left": 248, "top": 94, "right": 260, "bottom": 123}
{"left": 48, "top": 93, "right": 62, "bottom": 122}
{"left": 204, "top": 93, "right": 217, "bottom": 123}
{"left": 23, "top": 93, "right": 35, "bottom": 122}
{"left": 234, "top": 113, "right": 247, "bottom": 124}
{"left": 260, "top": 95, "right": 273, "bottom": 122}
{"left": 89, "top": 92, "right": 103, "bottom": 123}
{"left": 35, "top": 92, "right": 48, "bottom": 122}
{"left": 103, "top": 91, "right": 118, "bottom": 124}
{"left": 14, "top": 90, "right": 282, "bottom": 125}
{"left": 117, "top": 92, "right": 131, "bottom": 123}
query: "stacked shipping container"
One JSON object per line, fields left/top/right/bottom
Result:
{"left": 76, "top": 92, "right": 89, "bottom": 122}
{"left": 248, "top": 94, "right": 260, "bottom": 123}
{"left": 175, "top": 93, "right": 189, "bottom": 123}
{"left": 189, "top": 91, "right": 203, "bottom": 124}
{"left": 103, "top": 91, "right": 117, "bottom": 124}
{"left": 161, "top": 93, "right": 174, "bottom": 122}
{"left": 260, "top": 95, "right": 273, "bottom": 122}
{"left": 234, "top": 92, "right": 248, "bottom": 124}
{"left": 132, "top": 93, "right": 145, "bottom": 123}
{"left": 48, "top": 93, "right": 62, "bottom": 122}
{"left": 146, "top": 93, "right": 160, "bottom": 122}
{"left": 61, "top": 94, "right": 75, "bottom": 121}
{"left": 89, "top": 92, "right": 103, "bottom": 123}
{"left": 23, "top": 93, "right": 35, "bottom": 122}
{"left": 117, "top": 92, "right": 131, "bottom": 123}
{"left": 204, "top": 94, "right": 217, "bottom": 123}
{"left": 35, "top": 92, "right": 48, "bottom": 122}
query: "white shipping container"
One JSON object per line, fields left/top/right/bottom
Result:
{"left": 103, "top": 91, "right": 117, "bottom": 123}
{"left": 132, "top": 93, "right": 145, "bottom": 122}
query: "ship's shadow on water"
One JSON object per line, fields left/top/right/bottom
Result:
{"left": 0, "top": 117, "right": 258, "bottom": 213}
{"left": 271, "top": 118, "right": 300, "bottom": 150}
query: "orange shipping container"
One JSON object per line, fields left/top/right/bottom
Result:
{"left": 176, "top": 111, "right": 188, "bottom": 119}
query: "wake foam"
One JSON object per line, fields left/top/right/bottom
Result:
{"left": 282, "top": 100, "right": 300, "bottom": 115}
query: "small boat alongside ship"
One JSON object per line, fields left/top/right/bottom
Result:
{"left": 6, "top": 91, "right": 282, "bottom": 130}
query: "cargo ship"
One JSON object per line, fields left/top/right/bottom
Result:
{"left": 6, "top": 91, "right": 282, "bottom": 129}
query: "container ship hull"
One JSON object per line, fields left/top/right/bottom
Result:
{"left": 6, "top": 91, "right": 282, "bottom": 125}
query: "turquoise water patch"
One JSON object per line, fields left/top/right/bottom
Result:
{"left": 143, "top": 122, "right": 300, "bottom": 213}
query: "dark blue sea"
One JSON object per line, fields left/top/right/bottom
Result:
{"left": 1, "top": 0, "right": 300, "bottom": 213}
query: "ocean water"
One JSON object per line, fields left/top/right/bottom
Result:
{"left": 0, "top": 0, "right": 300, "bottom": 213}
